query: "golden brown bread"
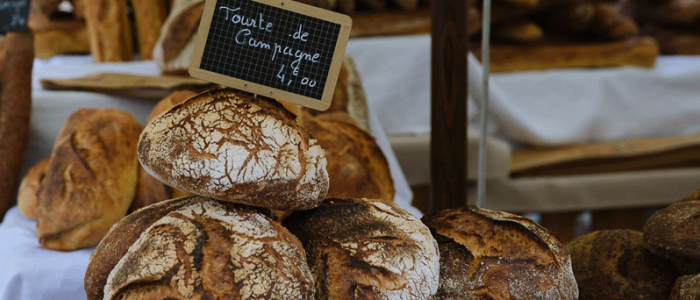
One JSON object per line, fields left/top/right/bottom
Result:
{"left": 644, "top": 200, "right": 700, "bottom": 274}
{"left": 153, "top": 0, "right": 204, "bottom": 74}
{"left": 32, "top": 20, "right": 90, "bottom": 59}
{"left": 472, "top": 36, "right": 659, "bottom": 72}
{"left": 36, "top": 108, "right": 143, "bottom": 251}
{"left": 0, "top": 32, "right": 33, "bottom": 223}
{"left": 84, "top": 0, "right": 133, "bottom": 62}
{"left": 493, "top": 20, "right": 544, "bottom": 43}
{"left": 302, "top": 111, "right": 395, "bottom": 202}
{"left": 670, "top": 274, "right": 700, "bottom": 300}
{"left": 422, "top": 206, "right": 578, "bottom": 300}
{"left": 284, "top": 198, "right": 439, "bottom": 300}
{"left": 129, "top": 0, "right": 168, "bottom": 60}
{"left": 567, "top": 230, "right": 677, "bottom": 300}
{"left": 137, "top": 88, "right": 329, "bottom": 211}
{"left": 587, "top": 3, "right": 639, "bottom": 40}
{"left": 17, "top": 158, "right": 50, "bottom": 220}
{"left": 85, "top": 196, "right": 315, "bottom": 300}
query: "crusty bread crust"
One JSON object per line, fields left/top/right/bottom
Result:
{"left": 644, "top": 200, "right": 700, "bottom": 274}
{"left": 284, "top": 198, "right": 439, "bottom": 300}
{"left": 138, "top": 88, "right": 329, "bottom": 210}
{"left": 85, "top": 196, "right": 315, "bottom": 300}
{"left": 422, "top": 206, "right": 578, "bottom": 300}
{"left": 17, "top": 158, "right": 50, "bottom": 220}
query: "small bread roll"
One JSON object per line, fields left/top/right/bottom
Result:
{"left": 138, "top": 88, "right": 329, "bottom": 210}
{"left": 17, "top": 158, "right": 50, "bottom": 219}
{"left": 422, "top": 206, "right": 579, "bottom": 300}
{"left": 37, "top": 108, "right": 143, "bottom": 251}
{"left": 644, "top": 200, "right": 700, "bottom": 274}
{"left": 85, "top": 196, "right": 315, "bottom": 300}
{"left": 567, "top": 230, "right": 677, "bottom": 300}
{"left": 284, "top": 198, "right": 440, "bottom": 300}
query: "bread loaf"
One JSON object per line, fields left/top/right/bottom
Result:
{"left": 670, "top": 274, "right": 700, "bottom": 300}
{"left": 153, "top": 0, "right": 205, "bottom": 75}
{"left": 644, "top": 200, "right": 700, "bottom": 274}
{"left": 302, "top": 111, "right": 395, "bottom": 202}
{"left": 0, "top": 32, "right": 34, "bottom": 222}
{"left": 129, "top": 0, "right": 168, "bottom": 60}
{"left": 84, "top": 0, "right": 133, "bottom": 62}
{"left": 17, "top": 158, "right": 50, "bottom": 220}
{"left": 85, "top": 196, "right": 315, "bottom": 300}
{"left": 32, "top": 20, "right": 90, "bottom": 59}
{"left": 422, "top": 206, "right": 578, "bottom": 300}
{"left": 567, "top": 230, "right": 677, "bottom": 300}
{"left": 284, "top": 198, "right": 440, "bottom": 300}
{"left": 138, "top": 88, "right": 329, "bottom": 210}
{"left": 36, "top": 108, "right": 143, "bottom": 251}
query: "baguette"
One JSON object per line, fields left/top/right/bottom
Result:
{"left": 84, "top": 0, "right": 133, "bottom": 62}
{"left": 129, "top": 0, "right": 168, "bottom": 60}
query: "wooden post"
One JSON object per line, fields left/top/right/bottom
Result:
{"left": 430, "top": 0, "right": 468, "bottom": 213}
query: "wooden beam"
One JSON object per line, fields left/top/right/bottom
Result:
{"left": 430, "top": 0, "right": 469, "bottom": 213}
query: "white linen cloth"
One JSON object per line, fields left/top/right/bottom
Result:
{"left": 346, "top": 34, "right": 700, "bottom": 146}
{"left": 1, "top": 53, "right": 418, "bottom": 300}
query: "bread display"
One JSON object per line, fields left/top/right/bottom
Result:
{"left": 17, "top": 158, "right": 50, "bottom": 220}
{"left": 85, "top": 196, "right": 315, "bottom": 300}
{"left": 138, "top": 88, "right": 329, "bottom": 210}
{"left": 284, "top": 198, "right": 440, "bottom": 300}
{"left": 644, "top": 199, "right": 700, "bottom": 274}
{"left": 83, "top": 0, "right": 133, "bottom": 62}
{"left": 422, "top": 205, "right": 578, "bottom": 300}
{"left": 153, "top": 0, "right": 205, "bottom": 75}
{"left": 0, "top": 32, "right": 34, "bottom": 223}
{"left": 303, "top": 111, "right": 395, "bottom": 202}
{"left": 622, "top": 0, "right": 700, "bottom": 54}
{"left": 566, "top": 230, "right": 678, "bottom": 300}
{"left": 36, "top": 108, "right": 143, "bottom": 251}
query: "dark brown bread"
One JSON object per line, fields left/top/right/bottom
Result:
{"left": 138, "top": 88, "right": 329, "bottom": 210}
{"left": 567, "top": 230, "right": 677, "bottom": 300}
{"left": 17, "top": 158, "right": 50, "bottom": 220}
{"left": 670, "top": 274, "right": 700, "bottom": 300}
{"left": 284, "top": 198, "right": 439, "bottom": 299}
{"left": 0, "top": 32, "right": 33, "bottom": 223}
{"left": 644, "top": 200, "right": 700, "bottom": 274}
{"left": 85, "top": 196, "right": 314, "bottom": 300}
{"left": 422, "top": 206, "right": 578, "bottom": 300}
{"left": 36, "top": 108, "right": 143, "bottom": 251}
{"left": 302, "top": 111, "right": 395, "bottom": 202}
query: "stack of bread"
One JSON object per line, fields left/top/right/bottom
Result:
{"left": 469, "top": 0, "right": 660, "bottom": 72}
{"left": 622, "top": 0, "right": 700, "bottom": 54}
{"left": 565, "top": 188, "right": 700, "bottom": 300}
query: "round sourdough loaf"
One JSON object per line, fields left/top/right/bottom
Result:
{"left": 422, "top": 206, "right": 578, "bottom": 300}
{"left": 137, "top": 88, "right": 329, "bottom": 210}
{"left": 283, "top": 198, "right": 439, "bottom": 300}
{"left": 644, "top": 200, "right": 700, "bottom": 274}
{"left": 567, "top": 230, "right": 677, "bottom": 300}
{"left": 84, "top": 196, "right": 315, "bottom": 300}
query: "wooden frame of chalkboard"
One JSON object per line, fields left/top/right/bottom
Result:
{"left": 189, "top": 0, "right": 352, "bottom": 111}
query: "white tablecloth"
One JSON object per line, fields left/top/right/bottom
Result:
{"left": 1, "top": 52, "right": 417, "bottom": 300}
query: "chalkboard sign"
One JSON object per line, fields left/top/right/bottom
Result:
{"left": 0, "top": 0, "right": 30, "bottom": 34}
{"left": 189, "top": 0, "right": 352, "bottom": 111}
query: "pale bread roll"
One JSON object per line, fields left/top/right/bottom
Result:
{"left": 85, "top": 196, "right": 315, "bottom": 300}
{"left": 284, "top": 198, "right": 440, "bottom": 300}
{"left": 17, "top": 158, "right": 50, "bottom": 220}
{"left": 138, "top": 88, "right": 329, "bottom": 210}
{"left": 36, "top": 108, "right": 143, "bottom": 251}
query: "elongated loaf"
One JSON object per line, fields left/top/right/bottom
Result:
{"left": 0, "top": 32, "right": 33, "bottom": 222}
{"left": 85, "top": 196, "right": 315, "bottom": 300}
{"left": 36, "top": 108, "right": 142, "bottom": 251}
{"left": 138, "top": 88, "right": 329, "bottom": 210}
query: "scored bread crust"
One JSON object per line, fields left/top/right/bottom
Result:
{"left": 284, "top": 198, "right": 439, "bottom": 300}
{"left": 422, "top": 206, "right": 578, "bottom": 300}
{"left": 138, "top": 88, "right": 329, "bottom": 210}
{"left": 85, "top": 196, "right": 315, "bottom": 300}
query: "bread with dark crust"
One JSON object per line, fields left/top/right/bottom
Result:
{"left": 85, "top": 196, "right": 315, "bottom": 300}
{"left": 138, "top": 88, "right": 329, "bottom": 210}
{"left": 567, "top": 229, "right": 677, "bottom": 300}
{"left": 670, "top": 273, "right": 700, "bottom": 300}
{"left": 36, "top": 108, "right": 143, "bottom": 251}
{"left": 644, "top": 200, "right": 700, "bottom": 274}
{"left": 284, "top": 198, "right": 440, "bottom": 300}
{"left": 422, "top": 205, "right": 578, "bottom": 300}
{"left": 153, "top": 0, "right": 204, "bottom": 74}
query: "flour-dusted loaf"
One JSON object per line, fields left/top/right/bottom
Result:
{"left": 0, "top": 32, "right": 33, "bottom": 223}
{"left": 36, "top": 108, "right": 143, "bottom": 251}
{"left": 644, "top": 199, "right": 700, "bottom": 274}
{"left": 568, "top": 230, "right": 677, "bottom": 300}
{"left": 138, "top": 88, "right": 329, "bottom": 210}
{"left": 422, "top": 205, "right": 578, "bottom": 300}
{"left": 85, "top": 196, "right": 315, "bottom": 300}
{"left": 17, "top": 158, "right": 50, "bottom": 220}
{"left": 302, "top": 111, "right": 394, "bottom": 202}
{"left": 284, "top": 198, "right": 439, "bottom": 300}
